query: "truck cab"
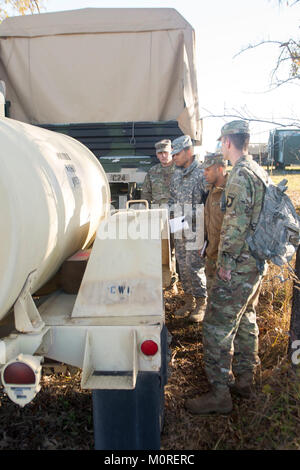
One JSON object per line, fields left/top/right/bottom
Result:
{"left": 0, "top": 7, "right": 202, "bottom": 450}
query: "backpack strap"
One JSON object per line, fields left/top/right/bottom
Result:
{"left": 238, "top": 160, "right": 289, "bottom": 193}
{"left": 236, "top": 161, "right": 269, "bottom": 273}
{"left": 237, "top": 160, "right": 269, "bottom": 188}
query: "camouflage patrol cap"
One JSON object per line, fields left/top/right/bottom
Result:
{"left": 155, "top": 139, "right": 172, "bottom": 153}
{"left": 203, "top": 152, "right": 226, "bottom": 169}
{"left": 171, "top": 135, "right": 192, "bottom": 155}
{"left": 217, "top": 120, "right": 250, "bottom": 141}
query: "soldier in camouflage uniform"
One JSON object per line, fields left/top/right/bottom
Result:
{"left": 141, "top": 139, "right": 175, "bottom": 206}
{"left": 186, "top": 121, "right": 269, "bottom": 415}
{"left": 168, "top": 135, "right": 207, "bottom": 322}
{"left": 141, "top": 139, "right": 178, "bottom": 292}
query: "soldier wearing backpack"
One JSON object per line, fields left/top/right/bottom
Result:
{"left": 185, "top": 120, "right": 269, "bottom": 415}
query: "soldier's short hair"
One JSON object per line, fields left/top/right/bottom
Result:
{"left": 226, "top": 133, "right": 250, "bottom": 151}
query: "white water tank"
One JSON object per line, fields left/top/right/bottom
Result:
{"left": 0, "top": 117, "right": 110, "bottom": 320}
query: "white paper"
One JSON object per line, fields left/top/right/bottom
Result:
{"left": 169, "top": 216, "right": 189, "bottom": 234}
{"left": 200, "top": 240, "right": 208, "bottom": 257}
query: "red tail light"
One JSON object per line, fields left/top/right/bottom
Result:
{"left": 3, "top": 362, "right": 36, "bottom": 385}
{"left": 140, "top": 340, "right": 158, "bottom": 356}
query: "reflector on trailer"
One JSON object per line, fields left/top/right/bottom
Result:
{"left": 141, "top": 340, "right": 158, "bottom": 356}
{"left": 1, "top": 354, "right": 43, "bottom": 407}
{"left": 3, "top": 361, "right": 36, "bottom": 385}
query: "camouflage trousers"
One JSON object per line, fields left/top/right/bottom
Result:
{"left": 202, "top": 268, "right": 262, "bottom": 387}
{"left": 174, "top": 237, "right": 206, "bottom": 298}
{"left": 205, "top": 257, "right": 217, "bottom": 295}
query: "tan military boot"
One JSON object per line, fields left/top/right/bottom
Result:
{"left": 230, "top": 372, "right": 255, "bottom": 398}
{"left": 174, "top": 294, "right": 195, "bottom": 318}
{"left": 185, "top": 386, "right": 233, "bottom": 415}
{"left": 189, "top": 297, "right": 207, "bottom": 323}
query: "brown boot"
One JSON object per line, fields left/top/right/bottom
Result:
{"left": 174, "top": 294, "right": 195, "bottom": 318}
{"left": 185, "top": 386, "right": 233, "bottom": 415}
{"left": 230, "top": 372, "right": 255, "bottom": 398}
{"left": 189, "top": 297, "right": 207, "bottom": 323}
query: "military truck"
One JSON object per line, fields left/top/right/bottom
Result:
{"left": 268, "top": 128, "right": 300, "bottom": 169}
{"left": 0, "top": 7, "right": 203, "bottom": 450}
{"left": 248, "top": 142, "right": 268, "bottom": 165}
{"left": 0, "top": 7, "right": 202, "bottom": 207}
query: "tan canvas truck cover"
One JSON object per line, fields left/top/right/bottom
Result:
{"left": 0, "top": 8, "right": 202, "bottom": 141}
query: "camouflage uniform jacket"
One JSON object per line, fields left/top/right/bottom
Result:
{"left": 204, "top": 174, "right": 228, "bottom": 261}
{"left": 141, "top": 163, "right": 175, "bottom": 206}
{"left": 217, "top": 154, "right": 268, "bottom": 273}
{"left": 168, "top": 158, "right": 207, "bottom": 231}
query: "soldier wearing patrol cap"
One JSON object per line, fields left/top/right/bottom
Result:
{"left": 141, "top": 139, "right": 174, "bottom": 206}
{"left": 168, "top": 135, "right": 208, "bottom": 322}
{"left": 201, "top": 152, "right": 228, "bottom": 299}
{"left": 141, "top": 138, "right": 178, "bottom": 293}
{"left": 186, "top": 120, "right": 269, "bottom": 415}
{"left": 217, "top": 119, "right": 250, "bottom": 140}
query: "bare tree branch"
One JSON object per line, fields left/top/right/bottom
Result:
{"left": 268, "top": 74, "right": 300, "bottom": 90}
{"left": 276, "top": 0, "right": 300, "bottom": 5}
{"left": 200, "top": 109, "right": 300, "bottom": 129}
{"left": 233, "top": 40, "right": 284, "bottom": 59}
{"left": 233, "top": 1, "right": 300, "bottom": 90}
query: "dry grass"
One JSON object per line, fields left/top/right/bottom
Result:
{"left": 271, "top": 174, "right": 300, "bottom": 199}
{"left": 161, "top": 261, "right": 300, "bottom": 450}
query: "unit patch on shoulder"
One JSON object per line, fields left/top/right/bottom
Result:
{"left": 226, "top": 195, "right": 235, "bottom": 207}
